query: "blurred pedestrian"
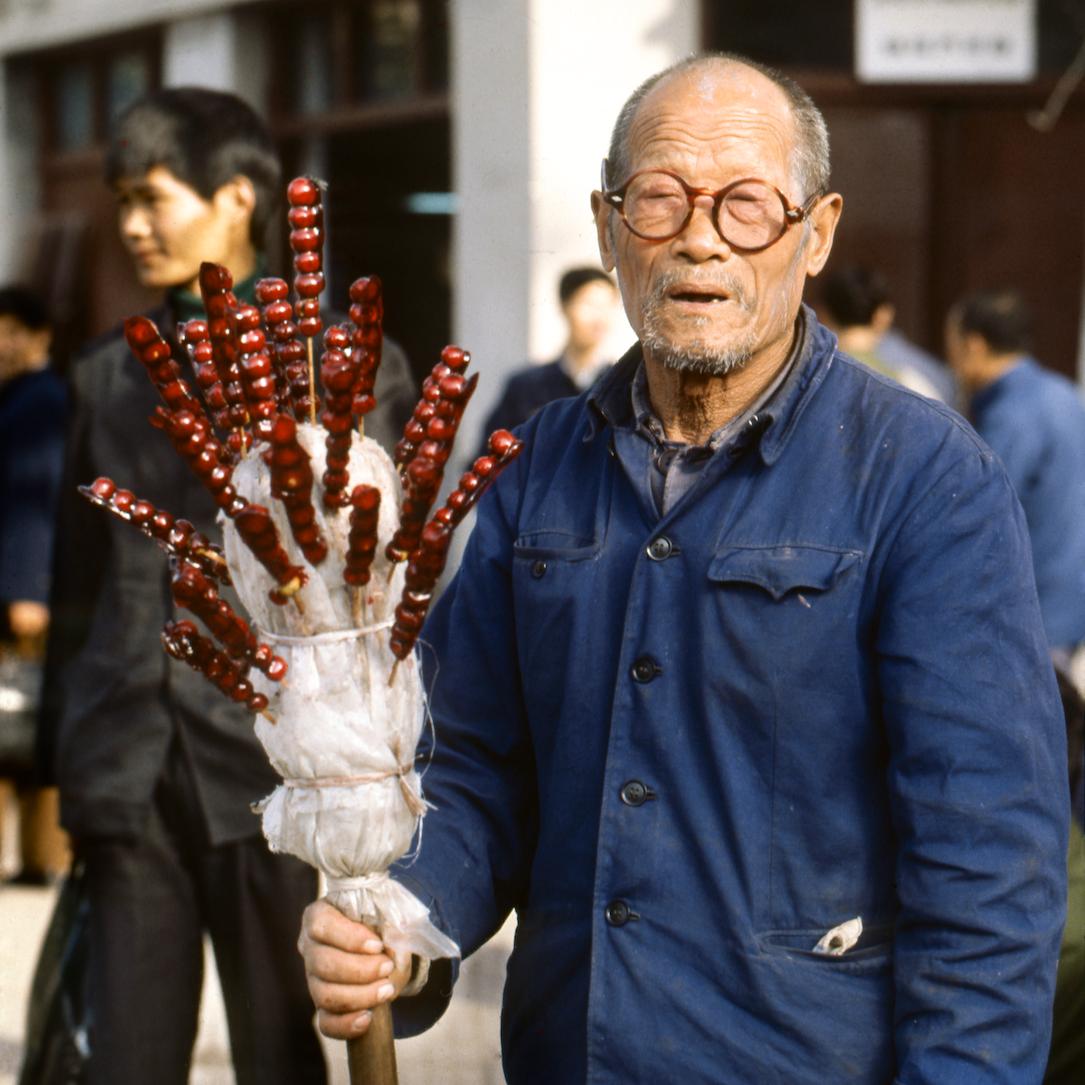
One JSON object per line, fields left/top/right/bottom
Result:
{"left": 0, "top": 284, "right": 69, "bottom": 885}
{"left": 36, "top": 88, "right": 408, "bottom": 1085}
{"left": 817, "top": 262, "right": 954, "bottom": 402}
{"left": 946, "top": 288, "right": 1085, "bottom": 657}
{"left": 479, "top": 267, "right": 619, "bottom": 443}
{"left": 946, "top": 288, "right": 1085, "bottom": 1082}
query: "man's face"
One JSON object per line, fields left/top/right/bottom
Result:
{"left": 943, "top": 313, "right": 980, "bottom": 387}
{"left": 593, "top": 64, "right": 841, "bottom": 377}
{"left": 0, "top": 315, "right": 49, "bottom": 381}
{"left": 115, "top": 166, "right": 254, "bottom": 294}
{"left": 563, "top": 280, "right": 619, "bottom": 354}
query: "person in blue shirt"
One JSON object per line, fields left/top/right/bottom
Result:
{"left": 946, "top": 288, "right": 1085, "bottom": 656}
{"left": 0, "top": 284, "right": 69, "bottom": 884}
{"left": 300, "top": 54, "right": 1068, "bottom": 1084}
{"left": 478, "top": 267, "right": 620, "bottom": 447}
{"left": 816, "top": 262, "right": 956, "bottom": 404}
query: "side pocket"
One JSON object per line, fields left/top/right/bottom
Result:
{"left": 757, "top": 924, "right": 894, "bottom": 974}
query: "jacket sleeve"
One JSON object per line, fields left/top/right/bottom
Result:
{"left": 875, "top": 439, "right": 1069, "bottom": 1084}
{"left": 391, "top": 453, "right": 537, "bottom": 1036}
{"left": 38, "top": 363, "right": 110, "bottom": 783}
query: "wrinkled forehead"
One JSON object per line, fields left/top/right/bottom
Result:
{"left": 626, "top": 62, "right": 797, "bottom": 178}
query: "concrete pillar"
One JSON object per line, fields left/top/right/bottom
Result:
{"left": 0, "top": 61, "right": 41, "bottom": 282}
{"left": 451, "top": 0, "right": 700, "bottom": 451}
{"left": 161, "top": 10, "right": 270, "bottom": 113}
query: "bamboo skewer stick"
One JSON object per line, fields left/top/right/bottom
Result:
{"left": 347, "top": 1003, "right": 398, "bottom": 1083}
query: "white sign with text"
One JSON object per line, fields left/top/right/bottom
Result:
{"left": 856, "top": 0, "right": 1036, "bottom": 83}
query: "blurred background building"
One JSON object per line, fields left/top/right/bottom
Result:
{"left": 1, "top": 0, "right": 1084, "bottom": 446}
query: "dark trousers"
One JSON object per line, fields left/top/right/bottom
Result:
{"left": 80, "top": 744, "right": 326, "bottom": 1085}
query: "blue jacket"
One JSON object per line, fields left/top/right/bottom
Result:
{"left": 970, "top": 358, "right": 1085, "bottom": 650}
{"left": 0, "top": 367, "right": 68, "bottom": 606}
{"left": 395, "top": 314, "right": 1068, "bottom": 1084}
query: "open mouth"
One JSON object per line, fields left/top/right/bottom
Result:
{"left": 669, "top": 287, "right": 730, "bottom": 304}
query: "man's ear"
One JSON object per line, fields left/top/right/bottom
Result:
{"left": 963, "top": 330, "right": 990, "bottom": 361}
{"left": 591, "top": 191, "right": 616, "bottom": 273}
{"left": 214, "top": 175, "right": 257, "bottom": 228}
{"left": 30, "top": 327, "right": 52, "bottom": 361}
{"left": 802, "top": 192, "right": 843, "bottom": 278}
{"left": 871, "top": 303, "right": 895, "bottom": 336}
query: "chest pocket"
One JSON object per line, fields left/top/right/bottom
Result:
{"left": 707, "top": 544, "right": 861, "bottom": 600}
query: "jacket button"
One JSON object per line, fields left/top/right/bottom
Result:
{"left": 631, "top": 656, "right": 660, "bottom": 683}
{"left": 605, "top": 900, "right": 632, "bottom": 927}
{"left": 646, "top": 536, "right": 673, "bottom": 561}
{"left": 620, "top": 780, "right": 650, "bottom": 806}
{"left": 531, "top": 560, "right": 547, "bottom": 578}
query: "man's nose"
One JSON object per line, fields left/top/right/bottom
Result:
{"left": 674, "top": 194, "right": 731, "bottom": 261}
{"left": 120, "top": 205, "right": 151, "bottom": 240}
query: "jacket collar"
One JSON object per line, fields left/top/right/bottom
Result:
{"left": 585, "top": 304, "right": 838, "bottom": 467}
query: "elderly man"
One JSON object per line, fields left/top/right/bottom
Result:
{"left": 301, "top": 54, "right": 1068, "bottom": 1083}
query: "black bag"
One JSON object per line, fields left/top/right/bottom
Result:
{"left": 17, "top": 861, "right": 91, "bottom": 1085}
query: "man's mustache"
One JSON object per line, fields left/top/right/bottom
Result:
{"left": 644, "top": 270, "right": 753, "bottom": 311}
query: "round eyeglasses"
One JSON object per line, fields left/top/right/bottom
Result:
{"left": 601, "top": 168, "right": 818, "bottom": 253}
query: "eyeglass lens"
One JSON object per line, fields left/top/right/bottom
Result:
{"left": 622, "top": 173, "right": 787, "bottom": 247}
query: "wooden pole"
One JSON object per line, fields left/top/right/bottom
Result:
{"left": 346, "top": 1002, "right": 398, "bottom": 1084}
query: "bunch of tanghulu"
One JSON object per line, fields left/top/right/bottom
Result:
{"left": 80, "top": 176, "right": 522, "bottom": 1082}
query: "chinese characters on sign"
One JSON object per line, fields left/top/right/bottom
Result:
{"left": 856, "top": 0, "right": 1036, "bottom": 83}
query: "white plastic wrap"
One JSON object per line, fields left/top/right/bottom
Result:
{"left": 222, "top": 422, "right": 458, "bottom": 960}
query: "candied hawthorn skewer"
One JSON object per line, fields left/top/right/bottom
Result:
{"left": 255, "top": 277, "right": 311, "bottom": 420}
{"left": 393, "top": 345, "right": 473, "bottom": 470}
{"left": 124, "top": 316, "right": 206, "bottom": 421}
{"left": 390, "top": 429, "right": 524, "bottom": 665}
{"left": 386, "top": 352, "right": 478, "bottom": 565}
{"left": 320, "top": 324, "right": 360, "bottom": 508}
{"left": 199, "top": 262, "right": 250, "bottom": 455}
{"left": 170, "top": 562, "right": 287, "bottom": 680}
{"left": 79, "top": 477, "right": 229, "bottom": 583}
{"left": 344, "top": 484, "right": 381, "bottom": 624}
{"left": 153, "top": 408, "right": 242, "bottom": 515}
{"left": 266, "top": 414, "right": 327, "bottom": 565}
{"left": 344, "top": 486, "right": 381, "bottom": 587}
{"left": 162, "top": 619, "right": 271, "bottom": 716}
{"left": 288, "top": 177, "right": 325, "bottom": 423}
{"left": 178, "top": 319, "right": 235, "bottom": 458}
{"left": 232, "top": 504, "right": 307, "bottom": 605}
{"left": 347, "top": 276, "right": 383, "bottom": 433}
{"left": 151, "top": 407, "right": 306, "bottom": 603}
{"left": 234, "top": 304, "right": 279, "bottom": 441}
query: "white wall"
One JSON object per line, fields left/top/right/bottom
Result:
{"left": 526, "top": 0, "right": 700, "bottom": 361}
{"left": 161, "top": 9, "right": 269, "bottom": 109}
{"left": 0, "top": 62, "right": 41, "bottom": 283}
{"left": 452, "top": 0, "right": 700, "bottom": 451}
{"left": 0, "top": 0, "right": 261, "bottom": 55}
{"left": 450, "top": 0, "right": 535, "bottom": 440}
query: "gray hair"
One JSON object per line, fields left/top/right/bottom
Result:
{"left": 604, "top": 53, "right": 831, "bottom": 204}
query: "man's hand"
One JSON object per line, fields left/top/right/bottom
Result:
{"left": 8, "top": 600, "right": 49, "bottom": 639}
{"left": 298, "top": 900, "right": 413, "bottom": 1038}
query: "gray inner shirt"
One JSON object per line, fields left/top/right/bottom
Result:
{"left": 630, "top": 311, "right": 809, "bottom": 515}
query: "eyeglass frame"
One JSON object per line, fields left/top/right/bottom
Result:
{"left": 597, "top": 159, "right": 820, "bottom": 254}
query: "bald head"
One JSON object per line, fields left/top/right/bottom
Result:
{"left": 605, "top": 54, "right": 830, "bottom": 204}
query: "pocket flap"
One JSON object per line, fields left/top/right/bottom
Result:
{"left": 513, "top": 530, "right": 602, "bottom": 562}
{"left": 708, "top": 545, "right": 860, "bottom": 600}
